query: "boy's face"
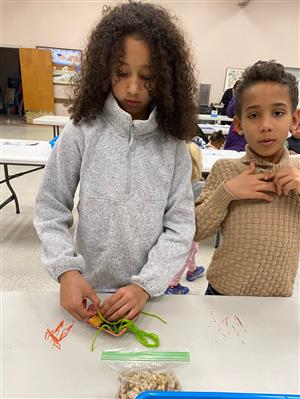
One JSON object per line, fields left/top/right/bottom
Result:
{"left": 111, "top": 35, "right": 154, "bottom": 120}
{"left": 234, "top": 82, "right": 299, "bottom": 163}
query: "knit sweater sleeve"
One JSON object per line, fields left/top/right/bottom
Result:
{"left": 194, "top": 159, "right": 237, "bottom": 241}
{"left": 33, "top": 122, "right": 85, "bottom": 280}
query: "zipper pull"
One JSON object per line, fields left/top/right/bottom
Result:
{"left": 128, "top": 124, "right": 135, "bottom": 151}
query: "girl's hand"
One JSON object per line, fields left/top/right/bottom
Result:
{"left": 100, "top": 284, "right": 150, "bottom": 321}
{"left": 225, "top": 161, "right": 276, "bottom": 201}
{"left": 60, "top": 270, "right": 100, "bottom": 320}
{"left": 268, "top": 166, "right": 300, "bottom": 195}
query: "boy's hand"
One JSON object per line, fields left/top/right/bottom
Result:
{"left": 267, "top": 166, "right": 300, "bottom": 195}
{"left": 60, "top": 270, "right": 100, "bottom": 320}
{"left": 225, "top": 161, "right": 276, "bottom": 201}
{"left": 100, "top": 284, "right": 150, "bottom": 321}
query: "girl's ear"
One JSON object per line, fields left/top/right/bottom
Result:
{"left": 233, "top": 115, "right": 242, "bottom": 133}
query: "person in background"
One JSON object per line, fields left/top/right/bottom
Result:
{"left": 224, "top": 80, "right": 247, "bottom": 152}
{"left": 34, "top": 2, "right": 197, "bottom": 322}
{"left": 195, "top": 60, "right": 300, "bottom": 296}
{"left": 220, "top": 86, "right": 234, "bottom": 115}
{"left": 165, "top": 142, "right": 205, "bottom": 294}
{"left": 192, "top": 124, "right": 209, "bottom": 149}
{"left": 288, "top": 120, "right": 300, "bottom": 154}
{"left": 206, "top": 130, "right": 225, "bottom": 150}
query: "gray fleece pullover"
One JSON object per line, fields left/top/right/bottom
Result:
{"left": 34, "top": 93, "right": 195, "bottom": 296}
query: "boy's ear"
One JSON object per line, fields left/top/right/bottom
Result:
{"left": 291, "top": 108, "right": 300, "bottom": 129}
{"left": 233, "top": 115, "right": 242, "bottom": 133}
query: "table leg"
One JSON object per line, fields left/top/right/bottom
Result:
{"left": 1, "top": 164, "right": 20, "bottom": 213}
{"left": 52, "top": 126, "right": 60, "bottom": 137}
{"left": 0, "top": 164, "right": 44, "bottom": 213}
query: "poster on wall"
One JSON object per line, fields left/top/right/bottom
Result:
{"left": 36, "top": 46, "right": 81, "bottom": 85}
{"left": 224, "top": 68, "right": 244, "bottom": 91}
{"left": 285, "top": 67, "right": 300, "bottom": 106}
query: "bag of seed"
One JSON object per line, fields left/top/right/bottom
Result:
{"left": 101, "top": 348, "right": 190, "bottom": 399}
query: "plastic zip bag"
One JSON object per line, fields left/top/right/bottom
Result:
{"left": 101, "top": 349, "right": 190, "bottom": 399}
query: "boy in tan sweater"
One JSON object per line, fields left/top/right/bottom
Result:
{"left": 195, "top": 60, "right": 300, "bottom": 296}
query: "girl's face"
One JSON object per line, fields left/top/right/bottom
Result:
{"left": 111, "top": 36, "right": 154, "bottom": 120}
{"left": 234, "top": 82, "right": 299, "bottom": 163}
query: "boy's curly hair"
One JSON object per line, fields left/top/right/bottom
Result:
{"left": 235, "top": 60, "right": 299, "bottom": 117}
{"left": 69, "top": 2, "right": 197, "bottom": 140}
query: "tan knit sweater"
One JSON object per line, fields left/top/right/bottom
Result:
{"left": 195, "top": 146, "right": 300, "bottom": 296}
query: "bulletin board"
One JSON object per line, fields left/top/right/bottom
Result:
{"left": 285, "top": 67, "right": 300, "bottom": 106}
{"left": 224, "top": 68, "right": 244, "bottom": 91}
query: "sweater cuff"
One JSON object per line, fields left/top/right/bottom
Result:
{"left": 45, "top": 255, "right": 86, "bottom": 282}
{"left": 130, "top": 276, "right": 154, "bottom": 299}
{"left": 209, "top": 181, "right": 237, "bottom": 211}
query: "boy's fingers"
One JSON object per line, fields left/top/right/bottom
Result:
{"left": 258, "top": 182, "right": 276, "bottom": 192}
{"left": 253, "top": 192, "right": 273, "bottom": 202}
{"left": 264, "top": 172, "right": 275, "bottom": 181}
{"left": 276, "top": 176, "right": 292, "bottom": 195}
{"left": 256, "top": 172, "right": 274, "bottom": 181}
{"left": 244, "top": 161, "right": 256, "bottom": 175}
{"left": 283, "top": 182, "right": 294, "bottom": 195}
{"left": 279, "top": 177, "right": 293, "bottom": 195}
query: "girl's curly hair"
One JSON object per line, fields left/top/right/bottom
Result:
{"left": 70, "top": 2, "right": 197, "bottom": 140}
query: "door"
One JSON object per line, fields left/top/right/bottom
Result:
{"left": 19, "top": 48, "right": 54, "bottom": 122}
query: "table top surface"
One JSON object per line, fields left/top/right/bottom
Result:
{"left": 198, "top": 123, "right": 230, "bottom": 135}
{"left": 0, "top": 139, "right": 243, "bottom": 173}
{"left": 201, "top": 149, "right": 244, "bottom": 172}
{"left": 32, "top": 114, "right": 232, "bottom": 126}
{"left": 32, "top": 115, "right": 70, "bottom": 126}
{"left": 2, "top": 292, "right": 299, "bottom": 398}
{"left": 198, "top": 114, "right": 233, "bottom": 122}
{"left": 0, "top": 139, "right": 51, "bottom": 165}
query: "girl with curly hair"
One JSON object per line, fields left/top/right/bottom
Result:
{"left": 34, "top": 2, "right": 197, "bottom": 322}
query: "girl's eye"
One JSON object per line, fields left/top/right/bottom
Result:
{"left": 117, "top": 71, "right": 128, "bottom": 78}
{"left": 141, "top": 75, "right": 153, "bottom": 81}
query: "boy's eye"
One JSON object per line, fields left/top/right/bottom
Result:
{"left": 273, "top": 110, "right": 285, "bottom": 117}
{"left": 248, "top": 112, "right": 258, "bottom": 119}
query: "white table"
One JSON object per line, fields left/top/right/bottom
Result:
{"left": 2, "top": 292, "right": 299, "bottom": 398}
{"left": 0, "top": 139, "right": 243, "bottom": 212}
{"left": 33, "top": 115, "right": 70, "bottom": 137}
{"left": 0, "top": 139, "right": 51, "bottom": 212}
{"left": 198, "top": 123, "right": 230, "bottom": 135}
{"left": 198, "top": 114, "right": 233, "bottom": 124}
{"left": 201, "top": 149, "right": 245, "bottom": 173}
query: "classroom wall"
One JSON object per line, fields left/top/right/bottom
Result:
{"left": 2, "top": 0, "right": 299, "bottom": 105}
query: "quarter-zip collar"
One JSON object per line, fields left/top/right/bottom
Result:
{"left": 103, "top": 92, "right": 158, "bottom": 137}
